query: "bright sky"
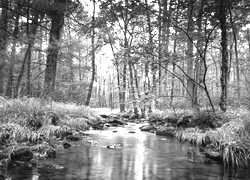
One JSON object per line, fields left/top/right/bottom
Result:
{"left": 80, "top": 0, "right": 100, "bottom": 14}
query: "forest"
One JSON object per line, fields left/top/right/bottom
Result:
{"left": 0, "top": 0, "right": 249, "bottom": 113}
{"left": 0, "top": 0, "right": 250, "bottom": 179}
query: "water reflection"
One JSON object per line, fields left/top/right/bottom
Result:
{"left": 4, "top": 123, "right": 250, "bottom": 180}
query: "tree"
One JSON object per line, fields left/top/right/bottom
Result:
{"left": 0, "top": 0, "right": 9, "bottom": 95}
{"left": 85, "top": 0, "right": 96, "bottom": 106}
{"left": 15, "top": 1, "right": 42, "bottom": 98}
{"left": 43, "top": 0, "right": 66, "bottom": 101}
{"left": 217, "top": 0, "right": 229, "bottom": 112}
{"left": 6, "top": 1, "right": 21, "bottom": 98}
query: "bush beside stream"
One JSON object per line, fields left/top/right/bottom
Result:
{"left": 0, "top": 97, "right": 102, "bottom": 175}
{"left": 144, "top": 108, "right": 250, "bottom": 169}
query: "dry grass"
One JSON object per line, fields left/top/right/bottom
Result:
{"left": 175, "top": 128, "right": 207, "bottom": 145}
{"left": 0, "top": 97, "right": 102, "bottom": 142}
{"left": 0, "top": 123, "right": 39, "bottom": 143}
{"left": 174, "top": 107, "right": 250, "bottom": 168}
{"left": 51, "top": 102, "right": 101, "bottom": 122}
{"left": 37, "top": 125, "right": 71, "bottom": 138}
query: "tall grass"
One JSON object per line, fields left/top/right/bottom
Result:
{"left": 0, "top": 97, "right": 102, "bottom": 142}
{"left": 174, "top": 107, "right": 250, "bottom": 168}
{"left": 175, "top": 128, "right": 207, "bottom": 145}
{"left": 51, "top": 102, "right": 101, "bottom": 122}
{"left": 0, "top": 123, "right": 39, "bottom": 143}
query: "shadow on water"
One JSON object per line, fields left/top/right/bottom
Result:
{"left": 5, "top": 123, "right": 250, "bottom": 180}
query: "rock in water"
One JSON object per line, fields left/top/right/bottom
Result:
{"left": 128, "top": 131, "right": 136, "bottom": 134}
{"left": 66, "top": 135, "right": 81, "bottom": 142}
{"left": 139, "top": 125, "right": 156, "bottom": 132}
{"left": 63, "top": 142, "right": 71, "bottom": 149}
{"left": 187, "top": 148, "right": 213, "bottom": 164}
{"left": 10, "top": 146, "right": 33, "bottom": 162}
{"left": 155, "top": 126, "right": 176, "bottom": 137}
{"left": 106, "top": 145, "right": 115, "bottom": 149}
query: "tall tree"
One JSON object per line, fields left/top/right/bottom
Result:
{"left": 217, "top": 0, "right": 229, "bottom": 112}
{"left": 0, "top": 0, "right": 9, "bottom": 95}
{"left": 14, "top": 2, "right": 42, "bottom": 97}
{"left": 43, "top": 0, "right": 66, "bottom": 100}
{"left": 229, "top": 5, "right": 240, "bottom": 101}
{"left": 6, "top": 2, "right": 21, "bottom": 98}
{"left": 194, "top": 0, "right": 204, "bottom": 110}
{"left": 85, "top": 0, "right": 96, "bottom": 106}
{"left": 145, "top": 0, "right": 154, "bottom": 112}
{"left": 170, "top": 0, "right": 180, "bottom": 107}
{"left": 186, "top": 0, "right": 195, "bottom": 108}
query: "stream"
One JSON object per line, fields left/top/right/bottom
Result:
{"left": 6, "top": 123, "right": 250, "bottom": 180}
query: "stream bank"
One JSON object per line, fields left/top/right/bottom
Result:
{"left": 0, "top": 97, "right": 249, "bottom": 178}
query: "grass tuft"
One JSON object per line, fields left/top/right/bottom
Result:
{"left": 0, "top": 123, "right": 39, "bottom": 143}
{"left": 175, "top": 128, "right": 207, "bottom": 145}
{"left": 0, "top": 97, "right": 102, "bottom": 143}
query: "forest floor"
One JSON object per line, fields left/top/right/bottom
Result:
{"left": 0, "top": 97, "right": 249, "bottom": 176}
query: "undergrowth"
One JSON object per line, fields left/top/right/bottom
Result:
{"left": 173, "top": 107, "right": 250, "bottom": 168}
{"left": 0, "top": 97, "right": 101, "bottom": 143}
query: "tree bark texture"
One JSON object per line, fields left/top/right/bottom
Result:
{"left": 218, "top": 0, "right": 229, "bottom": 112}
{"left": 43, "top": 0, "right": 66, "bottom": 100}
{"left": 0, "top": 0, "right": 8, "bottom": 95}
{"left": 6, "top": 2, "right": 21, "bottom": 98}
{"left": 129, "top": 61, "right": 139, "bottom": 117}
{"left": 186, "top": 0, "right": 195, "bottom": 107}
{"left": 43, "top": 0, "right": 65, "bottom": 100}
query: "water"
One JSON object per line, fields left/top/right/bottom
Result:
{"left": 5, "top": 123, "right": 250, "bottom": 180}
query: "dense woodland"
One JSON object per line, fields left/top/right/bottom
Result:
{"left": 0, "top": 0, "right": 250, "bottom": 114}
{"left": 2, "top": 0, "right": 250, "bottom": 174}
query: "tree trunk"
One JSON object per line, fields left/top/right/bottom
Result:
{"left": 132, "top": 64, "right": 144, "bottom": 117}
{"left": 194, "top": 0, "right": 204, "bottom": 111}
{"left": 119, "top": 0, "right": 130, "bottom": 112}
{"left": 6, "top": 2, "right": 21, "bottom": 98}
{"left": 247, "top": 29, "right": 250, "bottom": 55}
{"left": 145, "top": 0, "right": 154, "bottom": 112}
{"left": 0, "top": 0, "right": 8, "bottom": 95}
{"left": 43, "top": 0, "right": 65, "bottom": 101}
{"left": 85, "top": 0, "right": 96, "bottom": 106}
{"left": 157, "top": 0, "right": 162, "bottom": 109}
{"left": 186, "top": 0, "right": 195, "bottom": 108}
{"left": 170, "top": 0, "right": 180, "bottom": 108}
{"left": 15, "top": 13, "right": 40, "bottom": 98}
{"left": 218, "top": 0, "right": 229, "bottom": 112}
{"left": 129, "top": 61, "right": 139, "bottom": 117}
{"left": 162, "top": 0, "right": 172, "bottom": 94}
{"left": 37, "top": 27, "right": 44, "bottom": 97}
{"left": 107, "top": 30, "right": 124, "bottom": 111}
{"left": 121, "top": 62, "right": 127, "bottom": 112}
{"left": 229, "top": 7, "right": 240, "bottom": 101}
